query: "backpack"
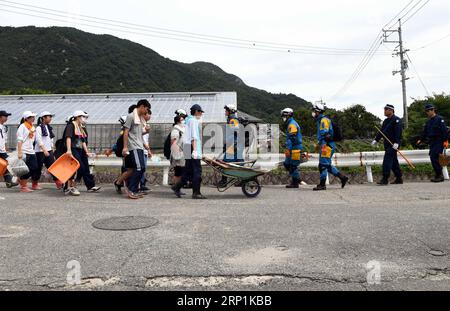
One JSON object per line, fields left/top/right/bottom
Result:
{"left": 163, "top": 133, "right": 172, "bottom": 160}
{"left": 114, "top": 134, "right": 124, "bottom": 158}
{"left": 331, "top": 120, "right": 343, "bottom": 142}
{"left": 164, "top": 128, "right": 183, "bottom": 160}
{"left": 54, "top": 138, "right": 67, "bottom": 159}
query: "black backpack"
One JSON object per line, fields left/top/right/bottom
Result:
{"left": 164, "top": 128, "right": 182, "bottom": 160}
{"left": 114, "top": 134, "right": 124, "bottom": 158}
{"left": 54, "top": 138, "right": 67, "bottom": 159}
{"left": 331, "top": 120, "right": 343, "bottom": 142}
{"left": 163, "top": 133, "right": 172, "bottom": 160}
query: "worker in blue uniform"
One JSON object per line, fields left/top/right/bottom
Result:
{"left": 282, "top": 108, "right": 303, "bottom": 188}
{"left": 218, "top": 104, "right": 245, "bottom": 187}
{"left": 416, "top": 104, "right": 449, "bottom": 183}
{"left": 312, "top": 103, "right": 349, "bottom": 191}
{"left": 372, "top": 104, "right": 403, "bottom": 185}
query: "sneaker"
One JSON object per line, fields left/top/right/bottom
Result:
{"left": 32, "top": 182, "right": 43, "bottom": 191}
{"left": 313, "top": 185, "right": 327, "bottom": 191}
{"left": 128, "top": 192, "right": 140, "bottom": 200}
{"left": 65, "top": 187, "right": 80, "bottom": 196}
{"left": 139, "top": 189, "right": 150, "bottom": 196}
{"left": 6, "top": 182, "right": 19, "bottom": 189}
{"left": 114, "top": 180, "right": 123, "bottom": 194}
{"left": 87, "top": 186, "right": 102, "bottom": 193}
{"left": 55, "top": 180, "right": 64, "bottom": 190}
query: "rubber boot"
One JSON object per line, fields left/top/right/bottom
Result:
{"left": 19, "top": 180, "right": 33, "bottom": 193}
{"left": 313, "top": 179, "right": 327, "bottom": 191}
{"left": 32, "top": 181, "right": 43, "bottom": 190}
{"left": 338, "top": 173, "right": 349, "bottom": 189}
{"left": 171, "top": 181, "right": 184, "bottom": 198}
{"left": 286, "top": 178, "right": 300, "bottom": 189}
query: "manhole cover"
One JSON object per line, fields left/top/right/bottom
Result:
{"left": 428, "top": 250, "right": 446, "bottom": 257}
{"left": 92, "top": 216, "right": 159, "bottom": 231}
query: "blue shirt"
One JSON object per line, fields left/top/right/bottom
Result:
{"left": 316, "top": 114, "right": 334, "bottom": 147}
{"left": 421, "top": 115, "right": 448, "bottom": 145}
{"left": 286, "top": 117, "right": 303, "bottom": 150}
{"left": 184, "top": 115, "right": 202, "bottom": 157}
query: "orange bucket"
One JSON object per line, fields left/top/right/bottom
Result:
{"left": 48, "top": 154, "right": 80, "bottom": 184}
{"left": 0, "top": 157, "right": 8, "bottom": 177}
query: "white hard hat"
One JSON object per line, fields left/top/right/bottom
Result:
{"left": 22, "top": 111, "right": 37, "bottom": 119}
{"left": 40, "top": 111, "right": 55, "bottom": 118}
{"left": 224, "top": 104, "right": 237, "bottom": 113}
{"left": 73, "top": 110, "right": 89, "bottom": 118}
{"left": 281, "top": 108, "right": 294, "bottom": 116}
{"left": 313, "top": 102, "right": 326, "bottom": 112}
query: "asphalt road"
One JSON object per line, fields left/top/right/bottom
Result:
{"left": 0, "top": 181, "right": 449, "bottom": 291}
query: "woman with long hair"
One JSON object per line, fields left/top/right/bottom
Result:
{"left": 16, "top": 111, "right": 39, "bottom": 193}
{"left": 63, "top": 111, "right": 101, "bottom": 196}
{"left": 34, "top": 111, "right": 63, "bottom": 190}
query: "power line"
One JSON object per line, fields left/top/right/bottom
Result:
{"left": 413, "top": 33, "right": 450, "bottom": 50}
{"left": 0, "top": 0, "right": 387, "bottom": 54}
{"left": 383, "top": 0, "right": 416, "bottom": 30}
{"left": 402, "top": 0, "right": 431, "bottom": 25}
{"left": 0, "top": 7, "right": 389, "bottom": 56}
{"left": 405, "top": 52, "right": 430, "bottom": 96}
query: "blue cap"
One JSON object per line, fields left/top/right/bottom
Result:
{"left": 190, "top": 104, "right": 204, "bottom": 113}
{"left": 425, "top": 104, "right": 435, "bottom": 111}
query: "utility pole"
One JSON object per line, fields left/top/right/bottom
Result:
{"left": 383, "top": 19, "right": 410, "bottom": 128}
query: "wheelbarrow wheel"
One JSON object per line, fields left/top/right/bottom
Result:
{"left": 242, "top": 180, "right": 261, "bottom": 198}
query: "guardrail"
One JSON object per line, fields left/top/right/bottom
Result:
{"left": 89, "top": 149, "right": 450, "bottom": 185}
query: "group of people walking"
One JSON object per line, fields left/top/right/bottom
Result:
{"left": 0, "top": 99, "right": 448, "bottom": 198}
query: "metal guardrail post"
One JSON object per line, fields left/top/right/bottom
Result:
{"left": 443, "top": 167, "right": 450, "bottom": 180}
{"left": 163, "top": 167, "right": 170, "bottom": 186}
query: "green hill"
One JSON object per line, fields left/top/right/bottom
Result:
{"left": 0, "top": 26, "right": 310, "bottom": 122}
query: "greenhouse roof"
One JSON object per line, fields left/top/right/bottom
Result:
{"left": 0, "top": 92, "right": 237, "bottom": 125}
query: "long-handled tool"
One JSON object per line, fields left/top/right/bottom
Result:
{"left": 375, "top": 126, "right": 416, "bottom": 169}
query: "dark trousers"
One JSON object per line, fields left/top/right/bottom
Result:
{"left": 20, "top": 154, "right": 39, "bottom": 181}
{"left": 0, "top": 153, "right": 13, "bottom": 183}
{"left": 35, "top": 151, "right": 57, "bottom": 182}
{"left": 71, "top": 148, "right": 95, "bottom": 190}
{"left": 127, "top": 149, "right": 146, "bottom": 194}
{"left": 430, "top": 143, "right": 444, "bottom": 176}
{"left": 182, "top": 159, "right": 202, "bottom": 194}
{"left": 383, "top": 147, "right": 402, "bottom": 179}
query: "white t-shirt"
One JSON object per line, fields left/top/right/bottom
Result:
{"left": 17, "top": 123, "right": 36, "bottom": 155}
{"left": 0, "top": 123, "right": 7, "bottom": 153}
{"left": 34, "top": 125, "right": 54, "bottom": 153}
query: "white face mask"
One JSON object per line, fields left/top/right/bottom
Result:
{"left": 81, "top": 117, "right": 88, "bottom": 124}
{"left": 282, "top": 117, "right": 288, "bottom": 123}
{"left": 195, "top": 115, "right": 203, "bottom": 122}
{"left": 312, "top": 112, "right": 317, "bottom": 118}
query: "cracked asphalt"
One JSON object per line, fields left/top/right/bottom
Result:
{"left": 0, "top": 181, "right": 450, "bottom": 291}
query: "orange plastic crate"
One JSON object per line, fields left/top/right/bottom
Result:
{"left": 48, "top": 154, "right": 80, "bottom": 184}
{"left": 0, "top": 157, "right": 7, "bottom": 176}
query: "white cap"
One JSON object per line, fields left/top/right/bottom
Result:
{"left": 73, "top": 110, "right": 89, "bottom": 118}
{"left": 175, "top": 109, "right": 187, "bottom": 117}
{"left": 40, "top": 111, "right": 55, "bottom": 118}
{"left": 22, "top": 111, "right": 37, "bottom": 119}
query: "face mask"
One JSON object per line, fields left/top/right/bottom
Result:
{"left": 181, "top": 120, "right": 186, "bottom": 125}
{"left": 196, "top": 115, "right": 203, "bottom": 121}
{"left": 282, "top": 117, "right": 288, "bottom": 123}
{"left": 81, "top": 117, "right": 88, "bottom": 124}
{"left": 312, "top": 112, "right": 317, "bottom": 118}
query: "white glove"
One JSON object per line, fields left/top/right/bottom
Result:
{"left": 192, "top": 151, "right": 199, "bottom": 159}
{"left": 371, "top": 140, "right": 377, "bottom": 146}
{"left": 392, "top": 143, "right": 399, "bottom": 150}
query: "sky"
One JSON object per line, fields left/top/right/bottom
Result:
{"left": 0, "top": 0, "right": 449, "bottom": 118}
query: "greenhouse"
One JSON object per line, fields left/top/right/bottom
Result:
{"left": 0, "top": 92, "right": 261, "bottom": 152}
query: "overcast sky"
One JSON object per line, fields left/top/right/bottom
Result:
{"left": 1, "top": 0, "right": 449, "bottom": 118}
